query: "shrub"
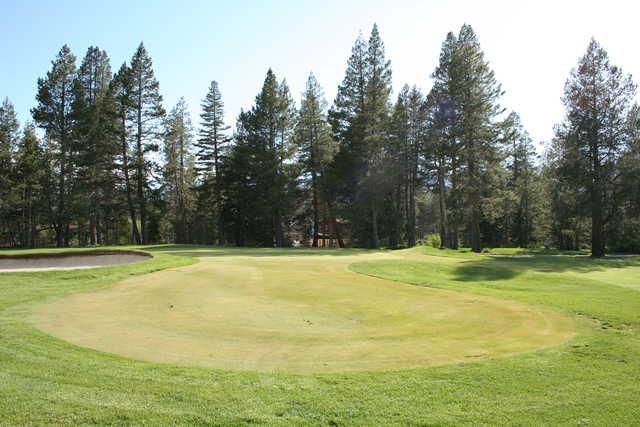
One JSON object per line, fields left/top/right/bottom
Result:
{"left": 425, "top": 233, "right": 441, "bottom": 248}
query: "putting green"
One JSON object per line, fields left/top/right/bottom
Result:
{"left": 33, "top": 251, "right": 575, "bottom": 373}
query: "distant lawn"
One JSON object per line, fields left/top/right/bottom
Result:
{"left": 0, "top": 245, "right": 639, "bottom": 424}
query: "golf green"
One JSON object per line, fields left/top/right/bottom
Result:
{"left": 33, "top": 250, "right": 575, "bottom": 373}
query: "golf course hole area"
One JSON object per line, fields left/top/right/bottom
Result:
{"left": 0, "top": 251, "right": 151, "bottom": 272}
{"left": 32, "top": 254, "right": 575, "bottom": 373}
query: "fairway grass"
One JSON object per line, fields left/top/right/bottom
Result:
{"left": 0, "top": 245, "right": 639, "bottom": 424}
{"left": 32, "top": 252, "right": 574, "bottom": 372}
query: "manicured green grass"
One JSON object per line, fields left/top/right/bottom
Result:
{"left": 0, "top": 245, "right": 639, "bottom": 425}
{"left": 32, "top": 250, "right": 573, "bottom": 373}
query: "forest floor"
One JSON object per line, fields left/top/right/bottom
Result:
{"left": 1, "top": 245, "right": 639, "bottom": 424}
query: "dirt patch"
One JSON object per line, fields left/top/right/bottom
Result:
{"left": 0, "top": 251, "right": 151, "bottom": 272}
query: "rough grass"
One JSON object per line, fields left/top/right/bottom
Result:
{"left": 0, "top": 245, "right": 639, "bottom": 425}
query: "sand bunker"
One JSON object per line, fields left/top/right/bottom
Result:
{"left": 0, "top": 251, "right": 151, "bottom": 272}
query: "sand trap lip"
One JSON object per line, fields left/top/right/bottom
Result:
{"left": 0, "top": 250, "right": 152, "bottom": 272}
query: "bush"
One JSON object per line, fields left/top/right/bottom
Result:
{"left": 425, "top": 233, "right": 441, "bottom": 248}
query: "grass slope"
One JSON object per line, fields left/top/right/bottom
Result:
{"left": 0, "top": 245, "right": 638, "bottom": 425}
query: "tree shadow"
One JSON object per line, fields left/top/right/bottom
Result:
{"left": 452, "top": 254, "right": 640, "bottom": 282}
{"left": 451, "top": 261, "right": 522, "bottom": 282}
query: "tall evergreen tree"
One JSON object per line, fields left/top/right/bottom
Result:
{"left": 295, "top": 73, "right": 337, "bottom": 247}
{"left": 129, "top": 42, "right": 165, "bottom": 244}
{"left": 32, "top": 45, "right": 77, "bottom": 247}
{"left": 425, "top": 32, "right": 459, "bottom": 248}
{"left": 448, "top": 24, "right": 504, "bottom": 252}
{"left": 389, "top": 85, "right": 424, "bottom": 247}
{"left": 14, "top": 125, "right": 46, "bottom": 247}
{"left": 328, "top": 24, "right": 392, "bottom": 248}
{"left": 195, "top": 80, "right": 229, "bottom": 244}
{"left": 362, "top": 23, "right": 392, "bottom": 248}
{"left": 0, "top": 98, "right": 20, "bottom": 245}
{"left": 501, "top": 112, "right": 539, "bottom": 247}
{"left": 223, "top": 70, "right": 297, "bottom": 246}
{"left": 162, "top": 98, "right": 196, "bottom": 243}
{"left": 73, "top": 46, "right": 120, "bottom": 244}
{"left": 328, "top": 32, "right": 369, "bottom": 246}
{"left": 111, "top": 63, "right": 142, "bottom": 244}
{"left": 551, "top": 39, "right": 637, "bottom": 257}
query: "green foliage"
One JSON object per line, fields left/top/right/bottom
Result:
{"left": 31, "top": 45, "right": 78, "bottom": 247}
{"left": 162, "top": 98, "right": 197, "bottom": 243}
{"left": 549, "top": 39, "right": 637, "bottom": 257}
{"left": 0, "top": 98, "right": 20, "bottom": 245}
{"left": 129, "top": 42, "right": 165, "bottom": 244}
{"left": 0, "top": 29, "right": 638, "bottom": 256}
{"left": 425, "top": 233, "right": 441, "bottom": 248}
{"left": 222, "top": 69, "right": 297, "bottom": 246}
{"left": 328, "top": 24, "right": 393, "bottom": 248}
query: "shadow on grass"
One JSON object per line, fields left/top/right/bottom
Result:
{"left": 451, "top": 254, "right": 640, "bottom": 282}
{"left": 451, "top": 262, "right": 521, "bottom": 281}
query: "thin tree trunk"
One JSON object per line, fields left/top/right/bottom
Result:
{"left": 312, "top": 170, "right": 319, "bottom": 248}
{"left": 121, "top": 123, "right": 141, "bottom": 244}
{"left": 326, "top": 198, "right": 344, "bottom": 248}
{"left": 591, "top": 143, "right": 605, "bottom": 257}
{"left": 136, "top": 81, "right": 147, "bottom": 244}
{"left": 371, "top": 205, "right": 380, "bottom": 249}
{"left": 437, "top": 164, "right": 449, "bottom": 248}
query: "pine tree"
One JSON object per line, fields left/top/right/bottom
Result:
{"left": 14, "top": 125, "right": 46, "bottom": 247}
{"left": 551, "top": 39, "right": 637, "bottom": 257}
{"left": 389, "top": 85, "right": 424, "bottom": 248}
{"left": 295, "top": 73, "right": 337, "bottom": 247}
{"left": 362, "top": 23, "right": 392, "bottom": 248}
{"left": 448, "top": 25, "right": 504, "bottom": 252}
{"left": 195, "top": 80, "right": 229, "bottom": 244}
{"left": 73, "top": 46, "right": 119, "bottom": 244}
{"left": 162, "top": 98, "right": 196, "bottom": 243}
{"left": 0, "top": 98, "right": 20, "bottom": 245}
{"left": 32, "top": 45, "right": 77, "bottom": 247}
{"left": 111, "top": 63, "right": 141, "bottom": 244}
{"left": 425, "top": 32, "right": 459, "bottom": 248}
{"left": 501, "top": 112, "right": 539, "bottom": 247}
{"left": 129, "top": 42, "right": 165, "bottom": 244}
{"left": 328, "top": 32, "right": 369, "bottom": 246}
{"left": 273, "top": 78, "right": 297, "bottom": 247}
{"left": 328, "top": 24, "right": 392, "bottom": 248}
{"left": 223, "top": 70, "right": 296, "bottom": 246}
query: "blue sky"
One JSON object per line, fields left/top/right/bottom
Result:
{"left": 2, "top": 0, "right": 639, "bottom": 146}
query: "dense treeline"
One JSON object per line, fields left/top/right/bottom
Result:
{"left": 1, "top": 24, "right": 639, "bottom": 256}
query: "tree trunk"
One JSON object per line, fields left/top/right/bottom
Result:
{"left": 214, "top": 138, "right": 224, "bottom": 246}
{"left": 136, "top": 137, "right": 146, "bottom": 244}
{"left": 471, "top": 206, "right": 481, "bottom": 253}
{"left": 311, "top": 168, "right": 319, "bottom": 247}
{"left": 326, "top": 198, "right": 345, "bottom": 248}
{"left": 437, "top": 164, "right": 448, "bottom": 248}
{"left": 371, "top": 204, "right": 380, "bottom": 249}
{"left": 121, "top": 126, "right": 141, "bottom": 245}
{"left": 591, "top": 187, "right": 605, "bottom": 257}
{"left": 407, "top": 172, "right": 416, "bottom": 247}
{"left": 590, "top": 141, "right": 605, "bottom": 258}
{"left": 136, "top": 89, "right": 147, "bottom": 244}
